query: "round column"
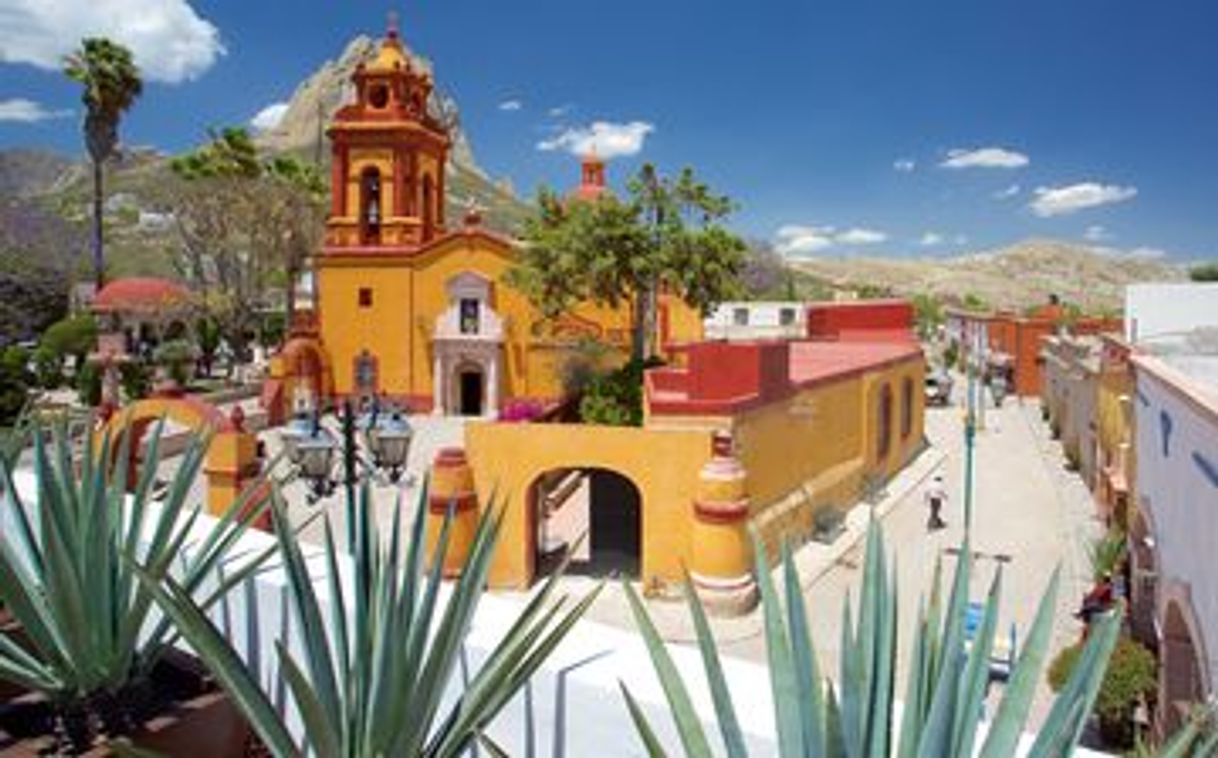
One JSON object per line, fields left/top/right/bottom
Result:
{"left": 426, "top": 447, "right": 480, "bottom": 577}
{"left": 690, "top": 431, "right": 758, "bottom": 615}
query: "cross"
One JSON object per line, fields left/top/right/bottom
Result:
{"left": 387, "top": 9, "right": 400, "bottom": 39}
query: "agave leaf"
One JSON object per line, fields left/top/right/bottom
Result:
{"left": 951, "top": 568, "right": 1002, "bottom": 758}
{"left": 782, "top": 545, "right": 824, "bottom": 756}
{"left": 130, "top": 564, "right": 297, "bottom": 756}
{"left": 1029, "top": 607, "right": 1121, "bottom": 754}
{"left": 688, "top": 566, "right": 749, "bottom": 758}
{"left": 915, "top": 537, "right": 972, "bottom": 757}
{"left": 979, "top": 567, "right": 1060, "bottom": 758}
{"left": 869, "top": 550, "right": 896, "bottom": 758}
{"left": 276, "top": 640, "right": 341, "bottom": 758}
{"left": 752, "top": 531, "right": 805, "bottom": 758}
{"left": 895, "top": 599, "right": 929, "bottom": 757}
{"left": 476, "top": 729, "right": 513, "bottom": 758}
{"left": 621, "top": 578, "right": 713, "bottom": 757}
{"left": 621, "top": 681, "right": 671, "bottom": 758}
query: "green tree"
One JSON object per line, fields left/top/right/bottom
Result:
{"left": 912, "top": 292, "right": 944, "bottom": 340}
{"left": 510, "top": 164, "right": 746, "bottom": 362}
{"left": 40, "top": 313, "right": 98, "bottom": 370}
{"left": 64, "top": 37, "right": 143, "bottom": 290}
{"left": 1189, "top": 262, "right": 1218, "bottom": 282}
{"left": 1049, "top": 637, "right": 1157, "bottom": 748}
{"left": 170, "top": 129, "right": 326, "bottom": 359}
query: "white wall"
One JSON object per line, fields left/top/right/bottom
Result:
{"left": 705, "top": 301, "right": 806, "bottom": 340}
{"left": 1126, "top": 283, "right": 1218, "bottom": 343}
{"left": 1134, "top": 359, "right": 1218, "bottom": 690}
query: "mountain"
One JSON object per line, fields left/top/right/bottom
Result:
{"left": 0, "top": 149, "right": 77, "bottom": 197}
{"left": 788, "top": 239, "right": 1186, "bottom": 312}
{"left": 255, "top": 35, "right": 526, "bottom": 232}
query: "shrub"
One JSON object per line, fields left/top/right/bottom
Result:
{"left": 153, "top": 338, "right": 196, "bottom": 386}
{"left": 578, "top": 358, "right": 661, "bottom": 427}
{"left": 0, "top": 346, "right": 31, "bottom": 425}
{"left": 40, "top": 313, "right": 97, "bottom": 367}
{"left": 32, "top": 344, "right": 63, "bottom": 389}
{"left": 120, "top": 360, "right": 151, "bottom": 401}
{"left": 1048, "top": 637, "right": 1157, "bottom": 748}
{"left": 75, "top": 360, "right": 102, "bottom": 406}
{"left": 942, "top": 343, "right": 960, "bottom": 371}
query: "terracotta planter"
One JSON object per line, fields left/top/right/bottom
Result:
{"left": 0, "top": 649, "right": 253, "bottom": 757}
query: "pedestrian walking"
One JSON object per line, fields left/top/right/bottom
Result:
{"left": 925, "top": 473, "right": 948, "bottom": 531}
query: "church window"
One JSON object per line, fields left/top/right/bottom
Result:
{"left": 360, "top": 167, "right": 382, "bottom": 244}
{"left": 358, "top": 287, "right": 373, "bottom": 308}
{"left": 369, "top": 83, "right": 389, "bottom": 109}
{"left": 878, "top": 384, "right": 893, "bottom": 459}
{"left": 460, "top": 298, "right": 480, "bottom": 335}
{"left": 355, "top": 351, "right": 377, "bottom": 393}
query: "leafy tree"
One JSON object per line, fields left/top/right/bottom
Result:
{"left": 912, "top": 292, "right": 944, "bottom": 340}
{"left": 170, "top": 129, "right": 325, "bottom": 360}
{"left": 153, "top": 339, "right": 196, "bottom": 386}
{"left": 40, "top": 313, "right": 98, "bottom": 370}
{"left": 75, "top": 360, "right": 103, "bottom": 406}
{"left": 510, "top": 164, "right": 746, "bottom": 362}
{"left": 64, "top": 37, "right": 143, "bottom": 290}
{"left": 1189, "top": 262, "right": 1218, "bottom": 282}
{"left": 962, "top": 292, "right": 988, "bottom": 311}
{"left": 32, "top": 345, "right": 63, "bottom": 389}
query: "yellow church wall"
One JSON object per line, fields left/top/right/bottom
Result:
{"left": 316, "top": 256, "right": 415, "bottom": 397}
{"left": 462, "top": 421, "right": 712, "bottom": 589}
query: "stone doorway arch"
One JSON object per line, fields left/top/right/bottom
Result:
{"left": 529, "top": 467, "right": 643, "bottom": 579}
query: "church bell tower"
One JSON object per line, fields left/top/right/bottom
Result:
{"left": 324, "top": 15, "right": 450, "bottom": 251}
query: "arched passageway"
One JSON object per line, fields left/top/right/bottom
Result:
{"left": 531, "top": 467, "right": 642, "bottom": 579}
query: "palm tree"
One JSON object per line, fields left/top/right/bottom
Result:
{"left": 64, "top": 37, "right": 143, "bottom": 291}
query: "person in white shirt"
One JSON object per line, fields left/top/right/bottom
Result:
{"left": 924, "top": 473, "right": 948, "bottom": 530}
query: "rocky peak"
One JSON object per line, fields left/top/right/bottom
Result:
{"left": 255, "top": 35, "right": 484, "bottom": 179}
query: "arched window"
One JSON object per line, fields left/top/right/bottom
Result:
{"left": 878, "top": 384, "right": 893, "bottom": 459}
{"left": 421, "top": 173, "right": 435, "bottom": 242}
{"left": 360, "top": 167, "right": 382, "bottom": 244}
{"left": 901, "top": 377, "right": 914, "bottom": 439}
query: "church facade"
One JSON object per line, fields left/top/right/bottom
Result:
{"left": 266, "top": 23, "right": 702, "bottom": 419}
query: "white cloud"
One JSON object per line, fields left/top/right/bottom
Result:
{"left": 1029, "top": 182, "right": 1137, "bottom": 217}
{"left": 1083, "top": 224, "right": 1111, "bottom": 242}
{"left": 893, "top": 158, "right": 915, "bottom": 173}
{"left": 1127, "top": 246, "right": 1167, "bottom": 259}
{"left": 774, "top": 224, "right": 887, "bottom": 256}
{"left": 536, "top": 120, "right": 654, "bottom": 159}
{"left": 0, "top": 0, "right": 224, "bottom": 83}
{"left": 498, "top": 99, "right": 522, "bottom": 112}
{"left": 836, "top": 227, "right": 887, "bottom": 245}
{"left": 993, "top": 183, "right": 1021, "bottom": 200}
{"left": 0, "top": 97, "right": 71, "bottom": 122}
{"left": 250, "top": 101, "right": 288, "bottom": 132}
{"left": 940, "top": 147, "right": 1029, "bottom": 169}
{"left": 919, "top": 232, "right": 943, "bottom": 246}
{"left": 1090, "top": 244, "right": 1168, "bottom": 260}
{"left": 548, "top": 104, "right": 572, "bottom": 118}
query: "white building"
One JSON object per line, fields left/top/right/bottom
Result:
{"left": 1129, "top": 332, "right": 1218, "bottom": 737}
{"left": 704, "top": 301, "right": 806, "bottom": 340}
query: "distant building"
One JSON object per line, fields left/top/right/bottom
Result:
{"left": 704, "top": 301, "right": 806, "bottom": 340}
{"left": 945, "top": 299, "right": 1121, "bottom": 396}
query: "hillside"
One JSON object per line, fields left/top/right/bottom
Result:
{"left": 789, "top": 239, "right": 1186, "bottom": 312}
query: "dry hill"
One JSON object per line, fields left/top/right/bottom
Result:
{"left": 790, "top": 239, "right": 1186, "bottom": 312}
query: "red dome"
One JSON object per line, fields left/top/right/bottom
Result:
{"left": 92, "top": 277, "right": 193, "bottom": 314}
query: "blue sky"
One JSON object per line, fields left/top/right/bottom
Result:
{"left": 1, "top": 0, "right": 1216, "bottom": 262}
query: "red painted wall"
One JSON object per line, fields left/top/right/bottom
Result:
{"left": 806, "top": 300, "right": 915, "bottom": 342}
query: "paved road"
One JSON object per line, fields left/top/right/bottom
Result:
{"left": 714, "top": 393, "right": 1104, "bottom": 728}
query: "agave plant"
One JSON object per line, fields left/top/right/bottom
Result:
{"left": 0, "top": 418, "right": 274, "bottom": 747}
{"left": 1140, "top": 706, "right": 1218, "bottom": 758}
{"left": 138, "top": 476, "right": 601, "bottom": 756}
{"left": 1087, "top": 527, "right": 1127, "bottom": 582}
{"left": 623, "top": 521, "right": 1124, "bottom": 756}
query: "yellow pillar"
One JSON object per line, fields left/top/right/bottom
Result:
{"left": 425, "top": 447, "right": 480, "bottom": 578}
{"left": 205, "top": 426, "right": 270, "bottom": 531}
{"left": 690, "top": 431, "right": 758, "bottom": 616}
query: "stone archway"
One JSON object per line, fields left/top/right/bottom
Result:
{"left": 529, "top": 467, "right": 643, "bottom": 579}
{"left": 97, "top": 391, "right": 264, "bottom": 522}
{"left": 1160, "top": 597, "right": 1208, "bottom": 737}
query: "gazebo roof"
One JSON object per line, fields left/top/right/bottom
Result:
{"left": 92, "top": 277, "right": 194, "bottom": 315}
